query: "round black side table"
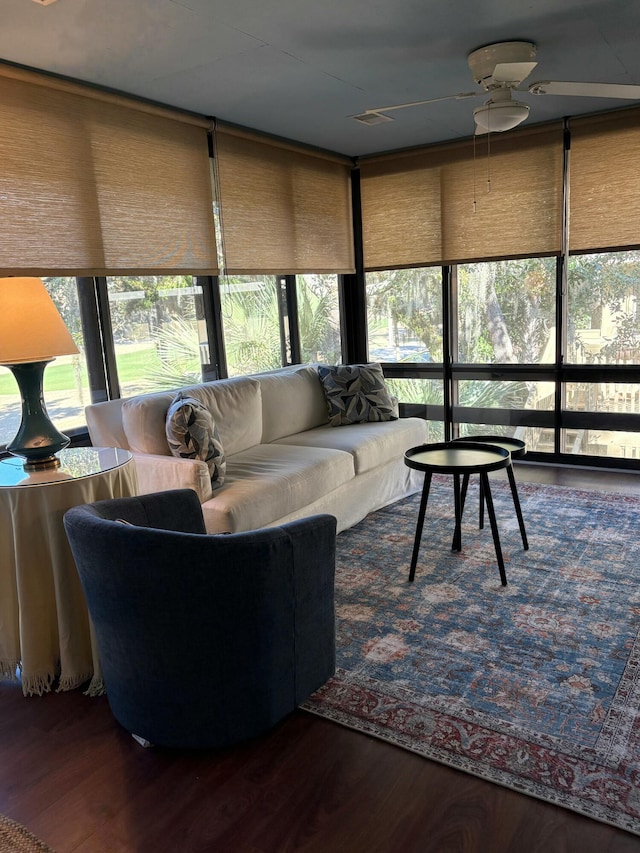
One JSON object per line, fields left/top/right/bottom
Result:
{"left": 451, "top": 435, "right": 528, "bottom": 551}
{"left": 404, "top": 441, "right": 511, "bottom": 586}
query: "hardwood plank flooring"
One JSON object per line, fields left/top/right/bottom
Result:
{"left": 1, "top": 465, "right": 640, "bottom": 852}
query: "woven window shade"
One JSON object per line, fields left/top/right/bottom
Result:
{"left": 214, "top": 126, "right": 355, "bottom": 274}
{"left": 0, "top": 67, "right": 218, "bottom": 275}
{"left": 569, "top": 108, "right": 640, "bottom": 253}
{"left": 360, "top": 123, "right": 564, "bottom": 270}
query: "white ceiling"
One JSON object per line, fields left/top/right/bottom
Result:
{"left": 2, "top": 0, "right": 640, "bottom": 156}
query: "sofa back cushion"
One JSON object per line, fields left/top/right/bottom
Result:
{"left": 191, "top": 377, "right": 262, "bottom": 456}
{"left": 122, "top": 390, "right": 175, "bottom": 455}
{"left": 258, "top": 366, "right": 329, "bottom": 444}
{"left": 122, "top": 376, "right": 262, "bottom": 457}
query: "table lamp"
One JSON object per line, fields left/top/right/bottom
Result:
{"left": 0, "top": 277, "right": 80, "bottom": 470}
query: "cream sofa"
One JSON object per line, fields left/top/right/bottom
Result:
{"left": 85, "top": 364, "right": 428, "bottom": 534}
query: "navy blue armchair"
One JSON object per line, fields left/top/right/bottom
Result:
{"left": 63, "top": 488, "right": 336, "bottom": 750}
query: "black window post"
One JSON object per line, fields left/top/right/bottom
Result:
{"left": 339, "top": 165, "right": 368, "bottom": 364}
{"left": 77, "top": 276, "right": 120, "bottom": 402}
{"left": 197, "top": 275, "right": 227, "bottom": 380}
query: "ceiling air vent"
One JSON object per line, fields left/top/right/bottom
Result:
{"left": 352, "top": 112, "right": 394, "bottom": 126}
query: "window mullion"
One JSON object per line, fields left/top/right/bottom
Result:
{"left": 284, "top": 275, "right": 302, "bottom": 364}
{"left": 93, "top": 276, "right": 120, "bottom": 400}
{"left": 197, "top": 275, "right": 227, "bottom": 380}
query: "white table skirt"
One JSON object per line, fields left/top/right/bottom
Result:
{"left": 0, "top": 449, "right": 137, "bottom": 696}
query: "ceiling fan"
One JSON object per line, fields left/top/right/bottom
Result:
{"left": 352, "top": 41, "right": 640, "bottom": 134}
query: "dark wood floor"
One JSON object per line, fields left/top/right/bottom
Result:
{"left": 2, "top": 464, "right": 640, "bottom": 853}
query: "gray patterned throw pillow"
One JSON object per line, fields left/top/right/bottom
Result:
{"left": 317, "top": 363, "right": 398, "bottom": 427}
{"left": 165, "top": 393, "right": 226, "bottom": 489}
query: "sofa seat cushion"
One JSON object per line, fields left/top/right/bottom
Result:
{"left": 200, "top": 443, "right": 354, "bottom": 533}
{"left": 271, "top": 417, "right": 428, "bottom": 475}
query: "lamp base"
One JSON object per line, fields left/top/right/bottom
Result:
{"left": 23, "top": 454, "right": 62, "bottom": 472}
{"left": 5, "top": 360, "right": 71, "bottom": 469}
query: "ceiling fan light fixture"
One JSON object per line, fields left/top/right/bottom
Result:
{"left": 473, "top": 98, "right": 530, "bottom": 132}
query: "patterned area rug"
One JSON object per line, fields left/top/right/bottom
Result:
{"left": 0, "top": 814, "right": 54, "bottom": 853}
{"left": 301, "top": 478, "right": 640, "bottom": 835}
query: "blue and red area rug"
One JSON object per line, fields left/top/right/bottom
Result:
{"left": 301, "top": 477, "right": 640, "bottom": 835}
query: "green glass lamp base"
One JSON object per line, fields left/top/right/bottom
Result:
{"left": 5, "top": 360, "right": 70, "bottom": 470}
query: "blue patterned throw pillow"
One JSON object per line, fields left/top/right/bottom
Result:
{"left": 317, "top": 363, "right": 398, "bottom": 427}
{"left": 165, "top": 393, "right": 226, "bottom": 489}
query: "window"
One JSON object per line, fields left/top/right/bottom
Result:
{"left": 451, "top": 258, "right": 558, "bottom": 444}
{"left": 566, "top": 251, "right": 640, "bottom": 366}
{"left": 365, "top": 267, "right": 444, "bottom": 438}
{"left": 384, "top": 377, "right": 445, "bottom": 442}
{"left": 559, "top": 424, "right": 640, "bottom": 459}
{"left": 297, "top": 274, "right": 342, "bottom": 365}
{"left": 456, "top": 258, "right": 557, "bottom": 365}
{"left": 366, "top": 268, "right": 443, "bottom": 364}
{"left": 562, "top": 250, "right": 640, "bottom": 459}
{"left": 106, "top": 276, "right": 206, "bottom": 395}
{"left": 219, "top": 275, "right": 282, "bottom": 377}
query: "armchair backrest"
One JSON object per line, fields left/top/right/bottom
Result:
{"left": 71, "top": 487, "right": 207, "bottom": 531}
{"left": 63, "top": 489, "right": 337, "bottom": 750}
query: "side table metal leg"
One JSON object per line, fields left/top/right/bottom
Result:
{"left": 452, "top": 473, "right": 470, "bottom": 551}
{"left": 479, "top": 476, "right": 485, "bottom": 530}
{"left": 506, "top": 464, "right": 529, "bottom": 550}
{"left": 452, "top": 472, "right": 463, "bottom": 552}
{"left": 480, "top": 471, "right": 507, "bottom": 586}
{"left": 460, "top": 472, "right": 470, "bottom": 515}
{"left": 409, "top": 472, "right": 432, "bottom": 582}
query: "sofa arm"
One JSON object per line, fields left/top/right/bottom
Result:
{"left": 132, "top": 453, "right": 213, "bottom": 503}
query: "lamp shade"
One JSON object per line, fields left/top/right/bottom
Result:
{"left": 0, "top": 277, "right": 79, "bottom": 364}
{"left": 0, "top": 277, "right": 79, "bottom": 469}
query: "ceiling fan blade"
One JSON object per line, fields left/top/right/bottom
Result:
{"left": 492, "top": 61, "right": 537, "bottom": 85}
{"left": 351, "top": 91, "right": 480, "bottom": 124}
{"left": 529, "top": 80, "right": 640, "bottom": 99}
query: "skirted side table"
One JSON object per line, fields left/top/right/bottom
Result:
{"left": 0, "top": 446, "right": 137, "bottom": 696}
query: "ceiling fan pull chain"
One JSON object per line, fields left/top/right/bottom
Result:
{"left": 486, "top": 129, "right": 492, "bottom": 193}
{"left": 472, "top": 132, "right": 477, "bottom": 213}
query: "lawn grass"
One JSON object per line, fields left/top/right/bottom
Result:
{"left": 0, "top": 346, "right": 160, "bottom": 396}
